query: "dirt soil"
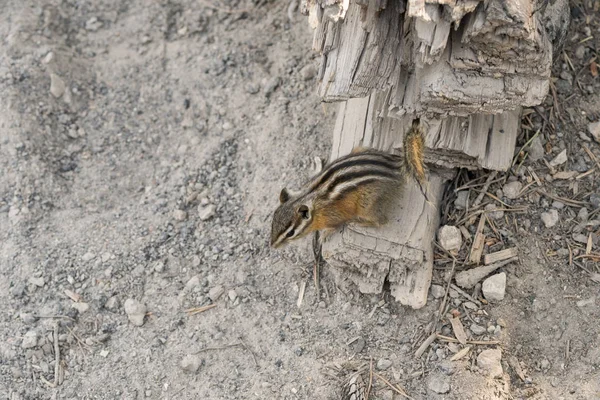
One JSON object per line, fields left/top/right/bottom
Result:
{"left": 1, "top": 1, "right": 599, "bottom": 399}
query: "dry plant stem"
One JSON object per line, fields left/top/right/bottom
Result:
{"left": 433, "top": 258, "right": 457, "bottom": 334}
{"left": 374, "top": 373, "right": 414, "bottom": 400}
{"left": 415, "top": 332, "right": 437, "bottom": 358}
{"left": 366, "top": 358, "right": 373, "bottom": 400}
{"left": 472, "top": 171, "right": 498, "bottom": 208}
{"left": 185, "top": 303, "right": 217, "bottom": 316}
{"left": 53, "top": 323, "right": 60, "bottom": 387}
{"left": 450, "top": 284, "right": 482, "bottom": 306}
{"left": 436, "top": 334, "right": 500, "bottom": 346}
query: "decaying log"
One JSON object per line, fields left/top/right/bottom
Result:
{"left": 300, "top": 0, "right": 569, "bottom": 306}
{"left": 334, "top": 92, "right": 522, "bottom": 171}
{"left": 303, "top": 0, "right": 567, "bottom": 115}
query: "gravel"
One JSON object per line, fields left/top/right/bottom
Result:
{"left": 180, "top": 354, "right": 202, "bottom": 374}
{"left": 502, "top": 181, "right": 522, "bottom": 200}
{"left": 376, "top": 359, "right": 392, "bottom": 370}
{"left": 208, "top": 285, "right": 225, "bottom": 301}
{"left": 477, "top": 349, "right": 503, "bottom": 378}
{"left": 21, "top": 330, "right": 38, "bottom": 349}
{"left": 438, "top": 225, "right": 462, "bottom": 253}
{"left": 541, "top": 209, "right": 559, "bottom": 228}
{"left": 588, "top": 121, "right": 600, "bottom": 143}
{"left": 428, "top": 375, "right": 450, "bottom": 394}
{"left": 482, "top": 273, "right": 506, "bottom": 302}
{"left": 50, "top": 73, "right": 66, "bottom": 98}
{"left": 124, "top": 299, "right": 147, "bottom": 326}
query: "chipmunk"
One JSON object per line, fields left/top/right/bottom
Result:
{"left": 270, "top": 118, "right": 428, "bottom": 248}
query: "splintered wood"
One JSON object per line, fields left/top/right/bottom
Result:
{"left": 299, "top": 0, "right": 569, "bottom": 306}
{"left": 333, "top": 94, "right": 522, "bottom": 171}
{"left": 301, "top": 0, "right": 568, "bottom": 115}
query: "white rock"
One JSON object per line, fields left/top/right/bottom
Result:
{"left": 428, "top": 375, "right": 450, "bottom": 394}
{"left": 228, "top": 289, "right": 238, "bottom": 302}
{"left": 588, "top": 121, "right": 600, "bottom": 143}
{"left": 541, "top": 209, "right": 559, "bottom": 228}
{"left": 528, "top": 136, "right": 545, "bottom": 161}
{"left": 438, "top": 225, "right": 462, "bottom": 252}
{"left": 105, "top": 296, "right": 119, "bottom": 310}
{"left": 376, "top": 359, "right": 392, "bottom": 370}
{"left": 198, "top": 204, "right": 216, "bottom": 221}
{"left": 28, "top": 276, "right": 45, "bottom": 287}
{"left": 180, "top": 354, "right": 202, "bottom": 374}
{"left": 72, "top": 302, "right": 90, "bottom": 313}
{"left": 482, "top": 273, "right": 506, "bottom": 302}
{"left": 50, "top": 73, "right": 66, "bottom": 98}
{"left": 82, "top": 252, "right": 96, "bottom": 262}
{"left": 209, "top": 285, "right": 225, "bottom": 301}
{"left": 21, "top": 330, "right": 38, "bottom": 349}
{"left": 124, "top": 299, "right": 147, "bottom": 326}
{"left": 549, "top": 149, "right": 568, "bottom": 167}
{"left": 430, "top": 284, "right": 445, "bottom": 299}
{"left": 502, "top": 181, "right": 522, "bottom": 200}
{"left": 173, "top": 209, "right": 187, "bottom": 221}
{"left": 477, "top": 349, "right": 503, "bottom": 378}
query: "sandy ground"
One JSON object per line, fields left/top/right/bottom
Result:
{"left": 1, "top": 1, "right": 599, "bottom": 399}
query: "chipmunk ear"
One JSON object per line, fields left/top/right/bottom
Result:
{"left": 279, "top": 188, "right": 290, "bottom": 204}
{"left": 298, "top": 204, "right": 310, "bottom": 220}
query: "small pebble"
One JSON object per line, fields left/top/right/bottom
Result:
{"left": 477, "top": 349, "right": 503, "bottom": 378}
{"left": 549, "top": 149, "right": 568, "bottom": 167}
{"left": 300, "top": 64, "right": 317, "bottom": 81}
{"left": 376, "top": 359, "right": 392, "bottom": 370}
{"left": 228, "top": 289, "right": 238, "bottom": 302}
{"left": 578, "top": 207, "right": 589, "bottom": 222}
{"left": 438, "top": 225, "right": 462, "bottom": 253}
{"left": 470, "top": 323, "right": 487, "bottom": 335}
{"left": 428, "top": 375, "right": 450, "bottom": 394}
{"left": 430, "top": 284, "right": 445, "bottom": 299}
{"left": 263, "top": 77, "right": 280, "bottom": 97}
{"left": 541, "top": 209, "right": 559, "bottom": 228}
{"left": 349, "top": 337, "right": 366, "bottom": 353}
{"left": 21, "top": 330, "right": 38, "bottom": 349}
{"left": 482, "top": 273, "right": 506, "bottom": 302}
{"left": 124, "top": 299, "right": 147, "bottom": 326}
{"left": 180, "top": 354, "right": 202, "bottom": 374}
{"left": 105, "top": 296, "right": 119, "bottom": 310}
{"left": 50, "top": 73, "right": 66, "bottom": 98}
{"left": 82, "top": 252, "right": 96, "bottom": 261}
{"left": 208, "top": 285, "right": 225, "bottom": 301}
{"left": 552, "top": 201, "right": 564, "bottom": 210}
{"left": 28, "top": 276, "right": 45, "bottom": 287}
{"left": 588, "top": 121, "right": 600, "bottom": 143}
{"left": 502, "top": 181, "right": 522, "bottom": 200}
{"left": 590, "top": 194, "right": 600, "bottom": 209}
{"left": 528, "top": 136, "right": 545, "bottom": 161}
{"left": 19, "top": 313, "right": 38, "bottom": 324}
{"left": 198, "top": 204, "right": 216, "bottom": 221}
{"left": 72, "top": 302, "right": 90, "bottom": 313}
{"left": 173, "top": 209, "right": 187, "bottom": 221}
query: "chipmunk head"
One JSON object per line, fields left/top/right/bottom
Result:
{"left": 270, "top": 188, "right": 313, "bottom": 248}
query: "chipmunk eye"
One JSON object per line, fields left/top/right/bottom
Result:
{"left": 286, "top": 229, "right": 295, "bottom": 238}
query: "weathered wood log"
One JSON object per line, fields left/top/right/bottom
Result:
{"left": 333, "top": 92, "right": 522, "bottom": 171}
{"left": 322, "top": 94, "right": 519, "bottom": 307}
{"left": 303, "top": 0, "right": 568, "bottom": 115}
{"left": 299, "top": 0, "right": 569, "bottom": 306}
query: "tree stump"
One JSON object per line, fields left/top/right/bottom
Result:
{"left": 301, "top": 0, "right": 570, "bottom": 308}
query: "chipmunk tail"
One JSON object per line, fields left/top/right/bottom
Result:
{"left": 403, "top": 118, "right": 431, "bottom": 204}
